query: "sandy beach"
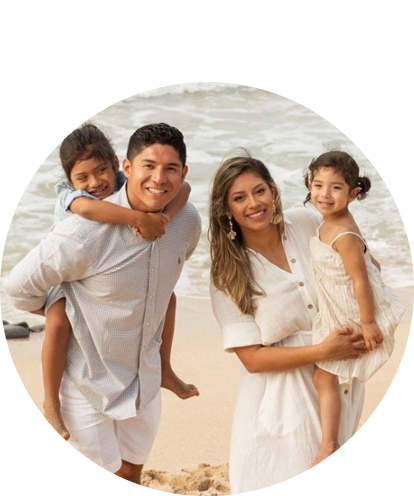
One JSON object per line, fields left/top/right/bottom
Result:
{"left": 4, "top": 288, "right": 413, "bottom": 495}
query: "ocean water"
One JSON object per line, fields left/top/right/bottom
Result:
{"left": 1, "top": 82, "right": 412, "bottom": 320}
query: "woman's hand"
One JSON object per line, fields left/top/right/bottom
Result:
{"left": 320, "top": 327, "right": 368, "bottom": 361}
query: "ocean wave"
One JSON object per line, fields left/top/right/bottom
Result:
{"left": 0, "top": 82, "right": 302, "bottom": 114}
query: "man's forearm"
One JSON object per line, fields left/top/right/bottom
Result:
{"left": 5, "top": 247, "right": 50, "bottom": 312}
{"left": 4, "top": 227, "right": 91, "bottom": 312}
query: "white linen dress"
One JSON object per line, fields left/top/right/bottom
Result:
{"left": 311, "top": 228, "right": 404, "bottom": 383}
{"left": 210, "top": 208, "right": 365, "bottom": 494}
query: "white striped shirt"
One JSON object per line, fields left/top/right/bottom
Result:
{"left": 5, "top": 184, "right": 201, "bottom": 419}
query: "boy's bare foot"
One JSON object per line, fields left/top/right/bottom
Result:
{"left": 303, "top": 444, "right": 344, "bottom": 479}
{"left": 43, "top": 401, "right": 70, "bottom": 440}
{"left": 161, "top": 368, "right": 199, "bottom": 400}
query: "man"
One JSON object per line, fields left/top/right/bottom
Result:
{"left": 5, "top": 123, "right": 201, "bottom": 484}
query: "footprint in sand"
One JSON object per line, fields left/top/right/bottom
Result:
{"left": 142, "top": 463, "right": 230, "bottom": 495}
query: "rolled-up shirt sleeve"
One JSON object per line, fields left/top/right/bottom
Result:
{"left": 4, "top": 227, "right": 93, "bottom": 312}
{"left": 210, "top": 285, "right": 262, "bottom": 352}
{"left": 55, "top": 181, "right": 97, "bottom": 213}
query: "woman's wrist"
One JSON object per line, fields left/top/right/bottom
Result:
{"left": 314, "top": 342, "right": 327, "bottom": 361}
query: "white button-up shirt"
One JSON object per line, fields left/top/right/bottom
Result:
{"left": 5, "top": 184, "right": 201, "bottom": 420}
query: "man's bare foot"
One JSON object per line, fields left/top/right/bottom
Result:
{"left": 43, "top": 401, "right": 70, "bottom": 440}
{"left": 161, "top": 368, "right": 199, "bottom": 399}
{"left": 303, "top": 444, "right": 344, "bottom": 479}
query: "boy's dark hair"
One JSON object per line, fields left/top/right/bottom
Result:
{"left": 59, "top": 123, "right": 119, "bottom": 183}
{"left": 304, "top": 150, "right": 371, "bottom": 204}
{"left": 126, "top": 123, "right": 187, "bottom": 166}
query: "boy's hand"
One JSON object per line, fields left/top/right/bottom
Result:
{"left": 362, "top": 322, "right": 383, "bottom": 351}
{"left": 160, "top": 212, "right": 172, "bottom": 225}
{"left": 134, "top": 212, "right": 168, "bottom": 241}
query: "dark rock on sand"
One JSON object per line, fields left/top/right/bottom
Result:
{"left": 4, "top": 325, "right": 30, "bottom": 339}
{"left": 29, "top": 324, "right": 45, "bottom": 333}
{"left": 15, "top": 321, "right": 29, "bottom": 328}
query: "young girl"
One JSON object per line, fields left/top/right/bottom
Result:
{"left": 305, "top": 150, "right": 404, "bottom": 467}
{"left": 41, "top": 123, "right": 198, "bottom": 441}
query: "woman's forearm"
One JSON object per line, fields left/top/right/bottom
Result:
{"left": 235, "top": 343, "right": 325, "bottom": 373}
{"left": 234, "top": 328, "right": 366, "bottom": 374}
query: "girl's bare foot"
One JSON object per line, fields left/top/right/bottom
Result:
{"left": 43, "top": 401, "right": 70, "bottom": 440}
{"left": 161, "top": 368, "right": 199, "bottom": 399}
{"left": 303, "top": 444, "right": 344, "bottom": 479}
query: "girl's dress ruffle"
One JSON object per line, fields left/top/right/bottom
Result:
{"left": 310, "top": 235, "right": 404, "bottom": 384}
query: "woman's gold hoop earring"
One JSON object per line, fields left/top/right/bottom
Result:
{"left": 271, "top": 199, "right": 282, "bottom": 225}
{"left": 227, "top": 216, "right": 237, "bottom": 240}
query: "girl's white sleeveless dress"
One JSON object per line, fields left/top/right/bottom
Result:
{"left": 311, "top": 229, "right": 404, "bottom": 384}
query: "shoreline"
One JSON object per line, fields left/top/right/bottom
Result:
{"left": 3, "top": 286, "right": 413, "bottom": 494}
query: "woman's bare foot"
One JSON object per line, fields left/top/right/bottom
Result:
{"left": 161, "top": 367, "right": 199, "bottom": 399}
{"left": 303, "top": 444, "right": 344, "bottom": 479}
{"left": 43, "top": 401, "right": 70, "bottom": 440}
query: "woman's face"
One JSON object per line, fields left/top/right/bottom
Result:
{"left": 227, "top": 172, "right": 275, "bottom": 235}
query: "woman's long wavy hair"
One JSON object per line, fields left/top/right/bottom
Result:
{"left": 209, "top": 154, "right": 284, "bottom": 315}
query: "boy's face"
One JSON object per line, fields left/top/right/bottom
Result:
{"left": 123, "top": 143, "right": 188, "bottom": 212}
{"left": 70, "top": 157, "right": 117, "bottom": 199}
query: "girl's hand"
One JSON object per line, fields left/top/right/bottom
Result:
{"left": 362, "top": 322, "right": 384, "bottom": 351}
{"left": 134, "top": 212, "right": 169, "bottom": 241}
{"left": 320, "top": 327, "right": 367, "bottom": 361}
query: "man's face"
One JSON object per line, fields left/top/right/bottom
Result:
{"left": 123, "top": 143, "right": 188, "bottom": 212}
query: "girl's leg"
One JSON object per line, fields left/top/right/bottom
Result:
{"left": 42, "top": 298, "right": 71, "bottom": 440}
{"left": 160, "top": 292, "right": 199, "bottom": 399}
{"left": 311, "top": 366, "right": 341, "bottom": 467}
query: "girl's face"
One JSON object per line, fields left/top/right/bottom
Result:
{"left": 70, "top": 157, "right": 117, "bottom": 199}
{"left": 310, "top": 167, "right": 357, "bottom": 216}
{"left": 227, "top": 172, "right": 275, "bottom": 235}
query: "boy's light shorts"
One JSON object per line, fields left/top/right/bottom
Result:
{"left": 60, "top": 373, "right": 161, "bottom": 473}
{"left": 44, "top": 286, "right": 65, "bottom": 314}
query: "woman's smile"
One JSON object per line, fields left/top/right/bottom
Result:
{"left": 227, "top": 172, "right": 274, "bottom": 232}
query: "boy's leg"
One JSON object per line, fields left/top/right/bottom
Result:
{"left": 42, "top": 297, "right": 71, "bottom": 440}
{"left": 160, "top": 292, "right": 199, "bottom": 399}
{"left": 311, "top": 366, "right": 341, "bottom": 467}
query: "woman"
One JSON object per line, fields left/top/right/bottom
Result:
{"left": 209, "top": 154, "right": 367, "bottom": 493}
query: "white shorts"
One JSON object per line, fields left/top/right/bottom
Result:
{"left": 60, "top": 373, "right": 161, "bottom": 473}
